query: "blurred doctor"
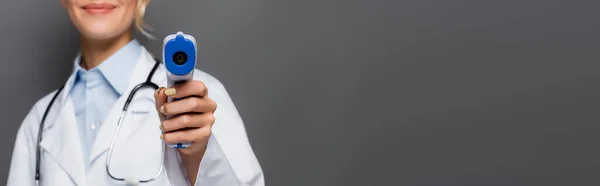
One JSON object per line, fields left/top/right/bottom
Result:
{"left": 7, "top": 0, "right": 263, "bottom": 185}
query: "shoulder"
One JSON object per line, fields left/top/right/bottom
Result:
{"left": 35, "top": 89, "right": 62, "bottom": 111}
{"left": 16, "top": 88, "right": 62, "bottom": 135}
{"left": 29, "top": 89, "right": 62, "bottom": 122}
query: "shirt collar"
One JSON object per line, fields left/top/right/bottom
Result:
{"left": 71, "top": 39, "right": 142, "bottom": 95}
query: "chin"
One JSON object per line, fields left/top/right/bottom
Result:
{"left": 82, "top": 31, "right": 120, "bottom": 40}
{"left": 78, "top": 23, "right": 129, "bottom": 41}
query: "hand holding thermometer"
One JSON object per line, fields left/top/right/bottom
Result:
{"left": 162, "top": 31, "right": 197, "bottom": 148}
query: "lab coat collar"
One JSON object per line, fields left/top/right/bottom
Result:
{"left": 38, "top": 86, "right": 86, "bottom": 185}
{"left": 35, "top": 57, "right": 84, "bottom": 186}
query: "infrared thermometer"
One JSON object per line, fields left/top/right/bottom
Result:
{"left": 163, "top": 31, "right": 197, "bottom": 148}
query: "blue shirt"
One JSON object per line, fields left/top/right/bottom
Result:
{"left": 69, "top": 39, "right": 141, "bottom": 169}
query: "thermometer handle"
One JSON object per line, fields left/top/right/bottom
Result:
{"left": 163, "top": 31, "right": 197, "bottom": 149}
{"left": 166, "top": 80, "right": 192, "bottom": 149}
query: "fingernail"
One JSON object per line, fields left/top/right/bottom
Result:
{"left": 159, "top": 105, "right": 166, "bottom": 115}
{"left": 164, "top": 88, "right": 176, "bottom": 96}
{"left": 160, "top": 134, "right": 163, "bottom": 140}
{"left": 159, "top": 124, "right": 163, "bottom": 131}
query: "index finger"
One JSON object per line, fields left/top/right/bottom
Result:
{"left": 165, "top": 80, "right": 208, "bottom": 99}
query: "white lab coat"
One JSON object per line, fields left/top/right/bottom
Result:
{"left": 7, "top": 47, "right": 264, "bottom": 186}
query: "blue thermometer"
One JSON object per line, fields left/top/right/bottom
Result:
{"left": 163, "top": 31, "right": 197, "bottom": 148}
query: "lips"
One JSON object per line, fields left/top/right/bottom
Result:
{"left": 82, "top": 3, "right": 116, "bottom": 14}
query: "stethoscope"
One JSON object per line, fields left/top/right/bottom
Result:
{"left": 35, "top": 58, "right": 163, "bottom": 185}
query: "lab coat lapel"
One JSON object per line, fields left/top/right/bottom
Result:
{"left": 39, "top": 76, "right": 86, "bottom": 185}
{"left": 89, "top": 48, "right": 158, "bottom": 162}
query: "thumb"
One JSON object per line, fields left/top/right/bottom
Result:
{"left": 154, "top": 87, "right": 168, "bottom": 122}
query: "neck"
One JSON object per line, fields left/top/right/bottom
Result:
{"left": 80, "top": 30, "right": 134, "bottom": 70}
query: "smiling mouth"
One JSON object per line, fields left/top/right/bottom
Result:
{"left": 82, "top": 3, "right": 116, "bottom": 14}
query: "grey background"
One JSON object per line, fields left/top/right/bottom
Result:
{"left": 1, "top": 0, "right": 600, "bottom": 185}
